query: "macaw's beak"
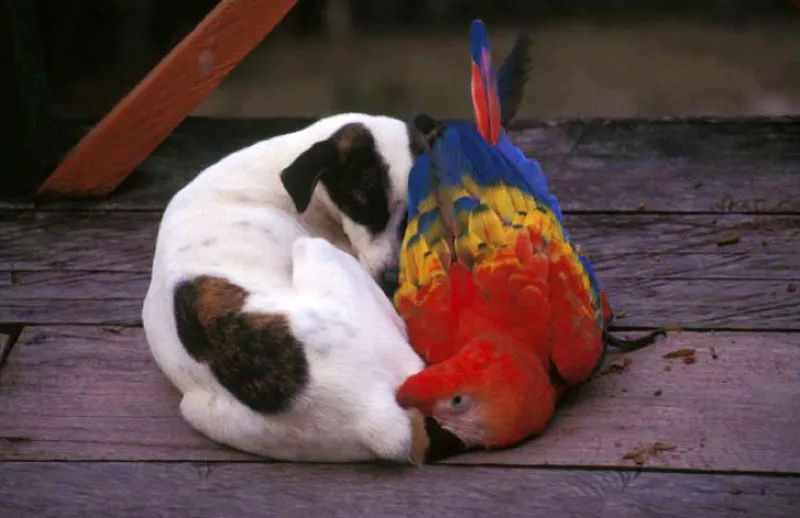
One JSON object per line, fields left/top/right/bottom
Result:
{"left": 424, "top": 417, "right": 468, "bottom": 463}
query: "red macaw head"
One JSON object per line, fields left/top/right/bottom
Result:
{"left": 396, "top": 335, "right": 558, "bottom": 461}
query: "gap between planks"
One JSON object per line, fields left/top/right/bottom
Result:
{"left": 1, "top": 326, "right": 799, "bottom": 474}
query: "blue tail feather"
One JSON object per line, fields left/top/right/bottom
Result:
{"left": 469, "top": 19, "right": 489, "bottom": 66}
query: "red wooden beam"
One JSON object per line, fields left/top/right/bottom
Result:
{"left": 37, "top": 0, "right": 299, "bottom": 199}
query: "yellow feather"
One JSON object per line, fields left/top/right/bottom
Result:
{"left": 480, "top": 186, "right": 516, "bottom": 222}
{"left": 455, "top": 231, "right": 484, "bottom": 264}
{"left": 469, "top": 206, "right": 507, "bottom": 246}
{"left": 418, "top": 246, "right": 442, "bottom": 286}
{"left": 511, "top": 211, "right": 529, "bottom": 227}
{"left": 460, "top": 176, "right": 482, "bottom": 199}
{"left": 509, "top": 188, "right": 534, "bottom": 213}
{"left": 431, "top": 238, "right": 452, "bottom": 271}
{"left": 416, "top": 193, "right": 439, "bottom": 214}
{"left": 394, "top": 283, "right": 417, "bottom": 306}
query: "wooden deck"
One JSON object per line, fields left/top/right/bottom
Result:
{"left": 1, "top": 116, "right": 799, "bottom": 517}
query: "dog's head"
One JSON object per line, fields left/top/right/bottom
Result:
{"left": 280, "top": 114, "right": 443, "bottom": 294}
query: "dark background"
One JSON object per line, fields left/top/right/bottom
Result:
{"left": 29, "top": 0, "right": 800, "bottom": 119}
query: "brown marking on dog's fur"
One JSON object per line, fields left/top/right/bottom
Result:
{"left": 334, "top": 123, "right": 370, "bottom": 155}
{"left": 192, "top": 276, "right": 247, "bottom": 328}
{"left": 174, "top": 275, "right": 309, "bottom": 414}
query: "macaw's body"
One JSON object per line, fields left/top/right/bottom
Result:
{"left": 394, "top": 20, "right": 664, "bottom": 460}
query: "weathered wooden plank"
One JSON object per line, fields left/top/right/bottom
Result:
{"left": 1, "top": 462, "right": 798, "bottom": 518}
{"left": 4, "top": 117, "right": 798, "bottom": 211}
{"left": 3, "top": 211, "right": 799, "bottom": 279}
{"left": 36, "top": 0, "right": 300, "bottom": 198}
{"left": 555, "top": 117, "right": 800, "bottom": 213}
{"left": 2, "top": 326, "right": 798, "bottom": 473}
{"left": 3, "top": 270, "right": 797, "bottom": 328}
{"left": 0, "top": 325, "right": 250, "bottom": 460}
{"left": 2, "top": 211, "right": 798, "bottom": 327}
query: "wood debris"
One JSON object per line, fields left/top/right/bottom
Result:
{"left": 599, "top": 356, "right": 633, "bottom": 376}
{"left": 622, "top": 442, "right": 677, "bottom": 465}
{"left": 787, "top": 283, "right": 797, "bottom": 293}
{"left": 715, "top": 233, "right": 741, "bottom": 247}
{"left": 663, "top": 348, "right": 696, "bottom": 359}
{"left": 616, "top": 310, "right": 629, "bottom": 319}
{"left": 637, "top": 201, "right": 646, "bottom": 211}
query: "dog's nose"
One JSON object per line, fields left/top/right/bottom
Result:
{"left": 378, "top": 267, "right": 399, "bottom": 299}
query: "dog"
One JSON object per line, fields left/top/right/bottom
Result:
{"left": 142, "top": 113, "right": 442, "bottom": 463}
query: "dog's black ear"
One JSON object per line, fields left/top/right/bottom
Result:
{"left": 408, "top": 113, "right": 445, "bottom": 155}
{"left": 280, "top": 122, "right": 389, "bottom": 225}
{"left": 280, "top": 138, "right": 340, "bottom": 214}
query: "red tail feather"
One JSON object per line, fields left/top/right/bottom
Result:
{"left": 470, "top": 51, "right": 502, "bottom": 145}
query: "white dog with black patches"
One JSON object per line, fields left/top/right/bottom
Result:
{"left": 142, "top": 113, "right": 444, "bottom": 463}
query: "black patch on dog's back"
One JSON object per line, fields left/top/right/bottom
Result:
{"left": 173, "top": 276, "right": 309, "bottom": 414}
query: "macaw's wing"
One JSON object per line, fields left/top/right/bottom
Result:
{"left": 428, "top": 123, "right": 606, "bottom": 384}
{"left": 421, "top": 123, "right": 554, "bottom": 352}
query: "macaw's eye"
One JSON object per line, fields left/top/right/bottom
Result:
{"left": 435, "top": 394, "right": 472, "bottom": 415}
{"left": 449, "top": 394, "right": 472, "bottom": 412}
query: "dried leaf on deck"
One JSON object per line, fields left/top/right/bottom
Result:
{"left": 663, "top": 348, "right": 696, "bottom": 359}
{"left": 622, "top": 442, "right": 678, "bottom": 465}
{"left": 599, "top": 356, "right": 633, "bottom": 376}
{"left": 715, "top": 233, "right": 741, "bottom": 246}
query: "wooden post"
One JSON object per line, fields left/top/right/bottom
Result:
{"left": 0, "top": 0, "right": 53, "bottom": 198}
{"left": 36, "top": 0, "right": 299, "bottom": 199}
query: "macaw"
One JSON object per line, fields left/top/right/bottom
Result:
{"left": 394, "top": 19, "right": 665, "bottom": 461}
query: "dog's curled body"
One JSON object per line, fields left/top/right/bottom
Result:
{"left": 142, "top": 114, "right": 434, "bottom": 463}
